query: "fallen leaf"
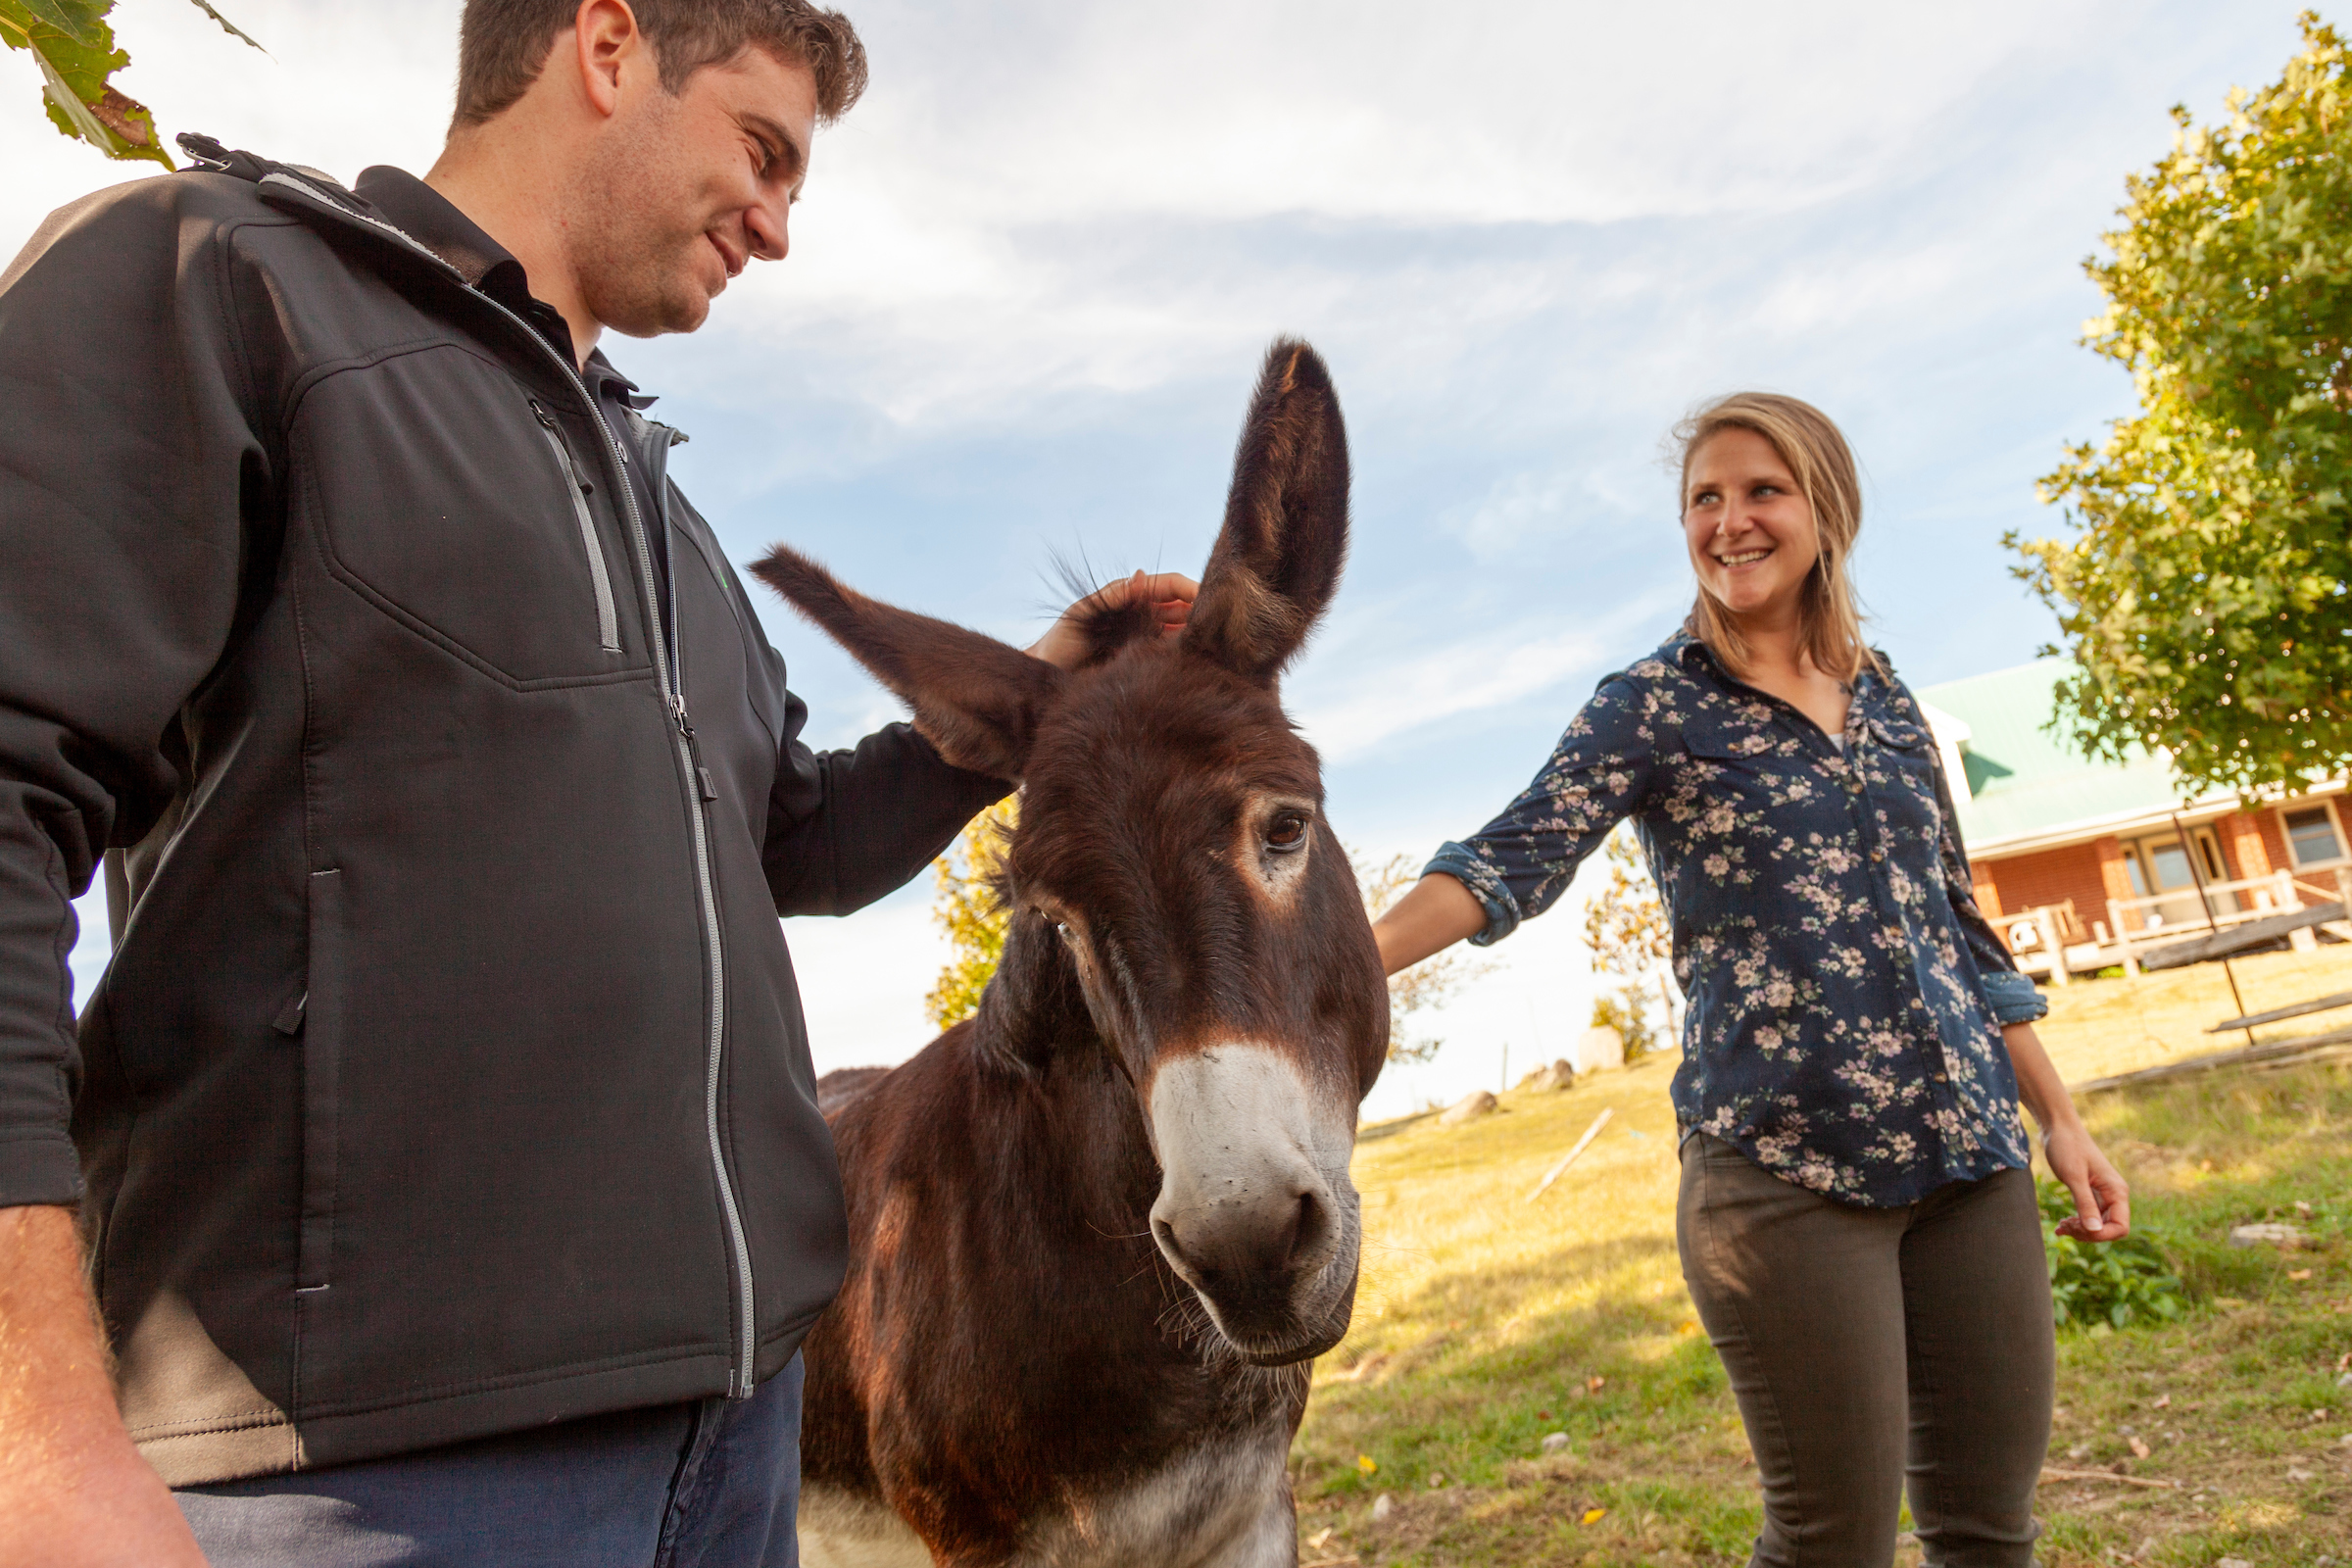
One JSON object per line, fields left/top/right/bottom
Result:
{"left": 1581, "top": 1507, "right": 1607, "bottom": 1525}
{"left": 1587, "top": 1375, "right": 1606, "bottom": 1392}
{"left": 1355, "top": 1454, "right": 1376, "bottom": 1475}
{"left": 2290, "top": 1268, "right": 2314, "bottom": 1281}
{"left": 1428, "top": 1473, "right": 1445, "bottom": 1488}
{"left": 1370, "top": 1494, "right": 1394, "bottom": 1523}
{"left": 2129, "top": 1436, "right": 2151, "bottom": 1459}
{"left": 1306, "top": 1529, "right": 1334, "bottom": 1550}
{"left": 2150, "top": 1394, "right": 2170, "bottom": 1409}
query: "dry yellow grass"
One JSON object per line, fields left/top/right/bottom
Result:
{"left": 2031, "top": 942, "right": 2352, "bottom": 1084}
{"left": 1295, "top": 958, "right": 2352, "bottom": 1566}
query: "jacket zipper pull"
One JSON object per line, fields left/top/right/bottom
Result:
{"left": 668, "top": 693, "right": 695, "bottom": 739}
{"left": 529, "top": 400, "right": 595, "bottom": 497}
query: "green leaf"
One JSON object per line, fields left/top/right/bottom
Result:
{"left": 2014, "top": 11, "right": 2352, "bottom": 795}
{"left": 183, "top": 0, "right": 263, "bottom": 53}
{"left": 0, "top": 0, "right": 169, "bottom": 165}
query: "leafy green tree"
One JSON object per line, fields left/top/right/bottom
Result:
{"left": 2013, "top": 11, "right": 2352, "bottom": 795}
{"left": 1588, "top": 993, "right": 1655, "bottom": 1060}
{"left": 2, "top": 0, "right": 260, "bottom": 168}
{"left": 923, "top": 798, "right": 1017, "bottom": 1030}
{"left": 1579, "top": 823, "right": 1677, "bottom": 1058}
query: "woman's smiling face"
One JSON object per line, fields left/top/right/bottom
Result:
{"left": 1683, "top": 426, "right": 1820, "bottom": 622}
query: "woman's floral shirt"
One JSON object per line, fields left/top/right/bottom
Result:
{"left": 1426, "top": 631, "right": 2044, "bottom": 1207}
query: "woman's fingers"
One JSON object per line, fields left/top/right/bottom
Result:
{"left": 2046, "top": 1125, "right": 2132, "bottom": 1242}
{"left": 2062, "top": 1173, "right": 2104, "bottom": 1237}
{"left": 2088, "top": 1166, "right": 2132, "bottom": 1239}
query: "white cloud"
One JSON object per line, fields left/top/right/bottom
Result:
{"left": 1293, "top": 579, "right": 1684, "bottom": 762}
{"left": 14, "top": 0, "right": 2301, "bottom": 1146}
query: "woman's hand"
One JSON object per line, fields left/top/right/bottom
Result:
{"left": 2041, "top": 1119, "right": 2131, "bottom": 1242}
{"left": 1026, "top": 570, "right": 1197, "bottom": 671}
{"left": 2001, "top": 1021, "right": 2130, "bottom": 1242}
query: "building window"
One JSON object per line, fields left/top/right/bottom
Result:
{"left": 2282, "top": 804, "right": 2347, "bottom": 868}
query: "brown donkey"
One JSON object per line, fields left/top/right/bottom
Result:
{"left": 752, "top": 340, "right": 1388, "bottom": 1567}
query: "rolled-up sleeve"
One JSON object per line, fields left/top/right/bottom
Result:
{"left": 1424, "top": 677, "right": 1657, "bottom": 947}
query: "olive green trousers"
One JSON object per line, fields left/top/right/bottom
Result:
{"left": 1677, "top": 1135, "right": 2054, "bottom": 1568}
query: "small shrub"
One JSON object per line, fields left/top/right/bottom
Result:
{"left": 2038, "top": 1180, "right": 2187, "bottom": 1331}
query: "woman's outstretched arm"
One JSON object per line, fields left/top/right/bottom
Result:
{"left": 1372, "top": 873, "right": 1488, "bottom": 977}
{"left": 2003, "top": 1022, "right": 2131, "bottom": 1242}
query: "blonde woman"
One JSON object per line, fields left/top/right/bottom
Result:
{"left": 1373, "top": 394, "right": 2131, "bottom": 1565}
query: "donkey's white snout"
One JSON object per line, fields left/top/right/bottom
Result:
{"left": 1146, "top": 1044, "right": 1351, "bottom": 1285}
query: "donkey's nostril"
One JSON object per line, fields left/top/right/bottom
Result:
{"left": 1155, "top": 1184, "right": 1338, "bottom": 1283}
{"left": 1285, "top": 1189, "right": 1338, "bottom": 1272}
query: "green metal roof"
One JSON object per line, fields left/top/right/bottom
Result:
{"left": 1913, "top": 660, "right": 2195, "bottom": 854}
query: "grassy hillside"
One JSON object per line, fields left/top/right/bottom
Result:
{"left": 1295, "top": 953, "right": 2352, "bottom": 1567}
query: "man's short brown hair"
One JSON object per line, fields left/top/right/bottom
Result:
{"left": 454, "top": 0, "right": 867, "bottom": 129}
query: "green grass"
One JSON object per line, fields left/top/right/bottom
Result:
{"left": 1295, "top": 972, "right": 2352, "bottom": 1566}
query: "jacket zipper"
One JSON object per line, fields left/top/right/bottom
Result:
{"left": 528, "top": 403, "right": 621, "bottom": 653}
{"left": 253, "top": 172, "right": 760, "bottom": 1397}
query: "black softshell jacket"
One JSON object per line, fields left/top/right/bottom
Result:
{"left": 0, "top": 151, "right": 1004, "bottom": 1485}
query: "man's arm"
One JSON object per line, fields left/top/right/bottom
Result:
{"left": 0, "top": 1206, "right": 207, "bottom": 1565}
{"left": 760, "top": 572, "right": 1195, "bottom": 916}
{"left": 0, "top": 181, "right": 263, "bottom": 1559}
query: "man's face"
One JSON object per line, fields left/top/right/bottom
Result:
{"left": 568, "top": 45, "right": 817, "bottom": 338}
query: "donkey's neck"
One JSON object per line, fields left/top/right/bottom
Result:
{"left": 964, "top": 923, "right": 1164, "bottom": 1247}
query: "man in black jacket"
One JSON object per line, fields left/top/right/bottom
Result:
{"left": 0, "top": 2, "right": 1190, "bottom": 1562}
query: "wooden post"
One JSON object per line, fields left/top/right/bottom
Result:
{"left": 2036, "top": 907, "right": 2071, "bottom": 986}
{"left": 1525, "top": 1108, "right": 1615, "bottom": 1203}
{"left": 2108, "top": 899, "right": 2139, "bottom": 979}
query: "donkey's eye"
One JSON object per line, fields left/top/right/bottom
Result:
{"left": 1263, "top": 811, "right": 1310, "bottom": 853}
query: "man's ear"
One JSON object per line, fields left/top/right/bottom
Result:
{"left": 751, "top": 546, "right": 1065, "bottom": 780}
{"left": 1184, "top": 338, "right": 1350, "bottom": 685}
{"left": 573, "top": 0, "right": 641, "bottom": 118}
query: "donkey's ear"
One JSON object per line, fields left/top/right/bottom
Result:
{"left": 752, "top": 547, "right": 1064, "bottom": 780}
{"left": 1186, "top": 338, "right": 1350, "bottom": 684}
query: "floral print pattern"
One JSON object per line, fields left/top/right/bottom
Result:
{"left": 1427, "top": 631, "right": 2044, "bottom": 1206}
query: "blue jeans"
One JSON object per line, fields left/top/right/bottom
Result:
{"left": 176, "top": 1356, "right": 803, "bottom": 1567}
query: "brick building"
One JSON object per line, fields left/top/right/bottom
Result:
{"left": 1917, "top": 661, "right": 2350, "bottom": 979}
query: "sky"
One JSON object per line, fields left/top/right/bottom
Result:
{"left": 12, "top": 0, "right": 2304, "bottom": 1121}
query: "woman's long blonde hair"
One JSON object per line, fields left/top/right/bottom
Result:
{"left": 1673, "top": 392, "right": 1883, "bottom": 684}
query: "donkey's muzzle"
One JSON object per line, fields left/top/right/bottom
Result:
{"left": 1152, "top": 1181, "right": 1340, "bottom": 1283}
{"left": 1145, "top": 1043, "right": 1360, "bottom": 1363}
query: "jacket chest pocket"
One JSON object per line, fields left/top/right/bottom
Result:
{"left": 295, "top": 346, "right": 644, "bottom": 686}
